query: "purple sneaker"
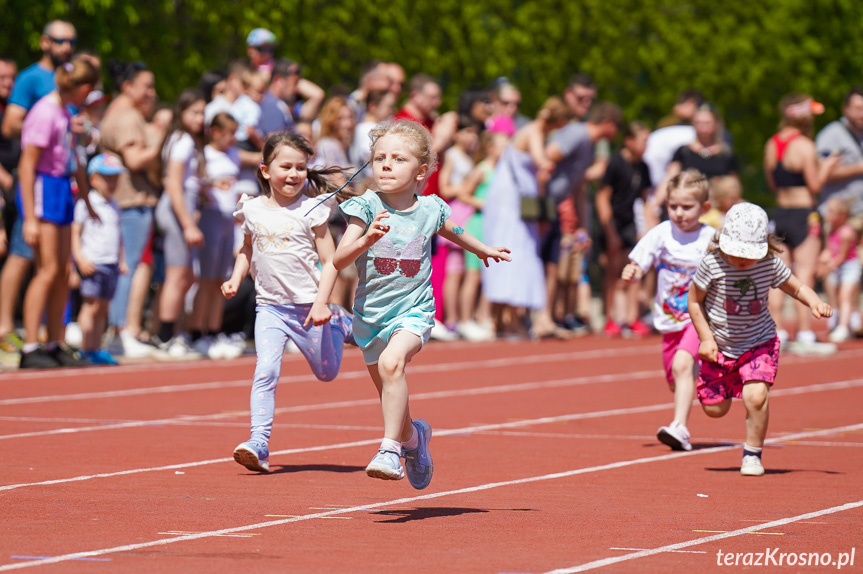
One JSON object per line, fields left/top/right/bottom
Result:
{"left": 402, "top": 419, "right": 433, "bottom": 489}
{"left": 233, "top": 440, "right": 270, "bottom": 472}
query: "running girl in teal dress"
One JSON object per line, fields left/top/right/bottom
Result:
{"left": 335, "top": 119, "right": 510, "bottom": 489}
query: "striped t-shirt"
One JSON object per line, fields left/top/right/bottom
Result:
{"left": 693, "top": 252, "right": 791, "bottom": 358}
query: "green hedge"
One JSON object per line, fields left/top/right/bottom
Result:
{"left": 2, "top": 0, "right": 862, "bottom": 202}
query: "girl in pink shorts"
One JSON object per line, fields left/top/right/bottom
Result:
{"left": 689, "top": 202, "right": 832, "bottom": 476}
{"left": 623, "top": 169, "right": 714, "bottom": 452}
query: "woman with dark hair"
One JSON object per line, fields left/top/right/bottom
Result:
{"left": 654, "top": 104, "right": 738, "bottom": 207}
{"left": 764, "top": 94, "right": 840, "bottom": 350}
{"left": 99, "top": 60, "right": 164, "bottom": 358}
{"left": 153, "top": 89, "right": 206, "bottom": 357}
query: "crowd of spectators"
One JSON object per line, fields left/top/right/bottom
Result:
{"left": 1, "top": 21, "right": 862, "bottom": 369}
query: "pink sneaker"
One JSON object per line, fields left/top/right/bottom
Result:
{"left": 603, "top": 320, "right": 622, "bottom": 338}
{"left": 628, "top": 319, "right": 653, "bottom": 337}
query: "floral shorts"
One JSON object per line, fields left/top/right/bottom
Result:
{"left": 697, "top": 337, "right": 780, "bottom": 405}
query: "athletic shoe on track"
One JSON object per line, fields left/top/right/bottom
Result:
{"left": 233, "top": 440, "right": 270, "bottom": 472}
{"left": 48, "top": 345, "right": 86, "bottom": 367}
{"left": 657, "top": 421, "right": 692, "bottom": 451}
{"left": 19, "top": 347, "right": 61, "bottom": 369}
{"left": 740, "top": 455, "right": 765, "bottom": 476}
{"left": 402, "top": 419, "right": 433, "bottom": 489}
{"left": 365, "top": 449, "right": 404, "bottom": 480}
{"left": 84, "top": 350, "right": 119, "bottom": 365}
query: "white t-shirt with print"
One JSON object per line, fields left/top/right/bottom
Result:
{"left": 74, "top": 191, "right": 122, "bottom": 265}
{"left": 235, "top": 193, "right": 333, "bottom": 305}
{"left": 629, "top": 221, "right": 715, "bottom": 333}
{"left": 162, "top": 131, "right": 200, "bottom": 212}
{"left": 203, "top": 144, "right": 241, "bottom": 214}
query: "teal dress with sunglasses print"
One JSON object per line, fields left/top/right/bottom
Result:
{"left": 340, "top": 189, "right": 451, "bottom": 364}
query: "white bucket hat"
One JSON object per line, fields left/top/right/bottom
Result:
{"left": 719, "top": 202, "right": 769, "bottom": 259}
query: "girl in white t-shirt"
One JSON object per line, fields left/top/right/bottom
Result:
{"left": 221, "top": 132, "right": 354, "bottom": 473}
{"left": 187, "top": 112, "right": 243, "bottom": 358}
{"left": 622, "top": 169, "right": 714, "bottom": 452}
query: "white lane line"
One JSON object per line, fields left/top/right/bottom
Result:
{"left": 0, "top": 345, "right": 658, "bottom": 406}
{"left": 0, "top": 369, "right": 663, "bottom": 440}
{"left": 609, "top": 547, "right": 707, "bottom": 554}
{"left": 4, "top": 372, "right": 862, "bottom": 443}
{"left": 544, "top": 500, "right": 863, "bottom": 573}
{"left": 0, "top": 422, "right": 860, "bottom": 572}
{"left": 1, "top": 382, "right": 861, "bottom": 494}
{"left": 3, "top": 342, "right": 857, "bottom": 407}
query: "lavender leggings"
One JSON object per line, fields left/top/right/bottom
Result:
{"left": 249, "top": 303, "right": 348, "bottom": 443}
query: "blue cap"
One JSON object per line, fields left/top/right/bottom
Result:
{"left": 246, "top": 28, "right": 276, "bottom": 47}
{"left": 88, "top": 153, "right": 125, "bottom": 176}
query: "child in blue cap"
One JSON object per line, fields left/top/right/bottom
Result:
{"left": 71, "top": 153, "right": 128, "bottom": 365}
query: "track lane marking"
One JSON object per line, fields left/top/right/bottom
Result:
{"left": 544, "top": 499, "right": 863, "bottom": 573}
{"left": 0, "top": 422, "right": 860, "bottom": 571}
{"left": 0, "top": 346, "right": 659, "bottom": 406}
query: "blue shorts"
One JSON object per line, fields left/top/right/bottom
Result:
{"left": 354, "top": 310, "right": 433, "bottom": 365}
{"left": 79, "top": 264, "right": 120, "bottom": 300}
{"left": 18, "top": 174, "right": 75, "bottom": 226}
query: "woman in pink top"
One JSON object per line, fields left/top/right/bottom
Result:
{"left": 18, "top": 57, "right": 99, "bottom": 369}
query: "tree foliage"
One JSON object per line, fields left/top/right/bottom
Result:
{"left": 1, "top": 0, "right": 862, "bottom": 195}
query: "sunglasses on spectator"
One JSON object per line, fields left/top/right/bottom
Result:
{"left": 500, "top": 99, "right": 520, "bottom": 106}
{"left": 48, "top": 36, "right": 77, "bottom": 47}
{"left": 254, "top": 45, "right": 275, "bottom": 54}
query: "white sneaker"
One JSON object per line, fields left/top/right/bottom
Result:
{"left": 456, "top": 320, "right": 493, "bottom": 342}
{"left": 192, "top": 335, "right": 215, "bottom": 358}
{"left": 828, "top": 325, "right": 851, "bottom": 344}
{"left": 119, "top": 330, "right": 155, "bottom": 358}
{"left": 796, "top": 330, "right": 817, "bottom": 345}
{"left": 430, "top": 320, "right": 458, "bottom": 342}
{"left": 788, "top": 339, "right": 837, "bottom": 356}
{"left": 65, "top": 322, "right": 83, "bottom": 348}
{"left": 657, "top": 422, "right": 692, "bottom": 451}
{"left": 214, "top": 332, "right": 244, "bottom": 359}
{"left": 284, "top": 338, "right": 301, "bottom": 354}
{"left": 850, "top": 312, "right": 862, "bottom": 333}
{"left": 741, "top": 455, "right": 765, "bottom": 476}
{"left": 163, "top": 335, "right": 201, "bottom": 359}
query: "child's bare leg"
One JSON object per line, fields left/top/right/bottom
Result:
{"left": 78, "top": 297, "right": 99, "bottom": 351}
{"left": 459, "top": 269, "right": 481, "bottom": 324}
{"left": 742, "top": 381, "right": 770, "bottom": 449}
{"left": 94, "top": 300, "right": 109, "bottom": 349}
{"left": 838, "top": 281, "right": 854, "bottom": 328}
{"left": 371, "top": 330, "right": 423, "bottom": 442}
{"left": 671, "top": 350, "right": 696, "bottom": 426}
{"left": 702, "top": 399, "right": 732, "bottom": 419}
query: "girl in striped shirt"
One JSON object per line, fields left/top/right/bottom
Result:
{"left": 688, "top": 202, "right": 832, "bottom": 476}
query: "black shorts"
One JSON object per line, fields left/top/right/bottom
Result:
{"left": 539, "top": 220, "right": 562, "bottom": 264}
{"left": 596, "top": 219, "right": 638, "bottom": 253}
{"left": 770, "top": 208, "right": 820, "bottom": 250}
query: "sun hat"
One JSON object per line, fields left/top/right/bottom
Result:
{"left": 719, "top": 202, "right": 769, "bottom": 260}
{"left": 246, "top": 28, "right": 277, "bottom": 47}
{"left": 88, "top": 153, "right": 125, "bottom": 176}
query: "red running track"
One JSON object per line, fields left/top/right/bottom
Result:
{"left": 1, "top": 335, "right": 862, "bottom": 573}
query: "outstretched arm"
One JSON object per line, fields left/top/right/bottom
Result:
{"left": 778, "top": 274, "right": 833, "bottom": 319}
{"left": 333, "top": 211, "right": 390, "bottom": 271}
{"left": 437, "top": 219, "right": 511, "bottom": 267}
